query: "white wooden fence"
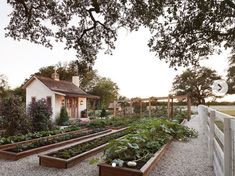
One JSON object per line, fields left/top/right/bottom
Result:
{"left": 198, "top": 105, "right": 235, "bottom": 176}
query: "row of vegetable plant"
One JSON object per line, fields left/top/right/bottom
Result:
{"left": 0, "top": 115, "right": 140, "bottom": 146}
{"left": 47, "top": 129, "right": 129, "bottom": 159}
{"left": 102, "top": 118, "right": 197, "bottom": 170}
{"left": 6, "top": 128, "right": 108, "bottom": 153}
{"left": 0, "top": 125, "right": 82, "bottom": 145}
{"left": 0, "top": 110, "right": 187, "bottom": 146}
{"left": 87, "top": 116, "right": 142, "bottom": 129}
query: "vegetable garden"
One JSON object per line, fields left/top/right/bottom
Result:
{"left": 0, "top": 107, "right": 197, "bottom": 176}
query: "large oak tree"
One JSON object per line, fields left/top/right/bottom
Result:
{"left": 172, "top": 67, "right": 221, "bottom": 105}
{"left": 5, "top": 0, "right": 235, "bottom": 68}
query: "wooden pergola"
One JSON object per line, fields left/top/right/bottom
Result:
{"left": 113, "top": 95, "right": 191, "bottom": 120}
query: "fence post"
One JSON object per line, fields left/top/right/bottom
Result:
{"left": 198, "top": 105, "right": 204, "bottom": 121}
{"left": 209, "top": 110, "right": 215, "bottom": 166}
{"left": 224, "top": 118, "right": 232, "bottom": 176}
{"left": 198, "top": 105, "right": 208, "bottom": 133}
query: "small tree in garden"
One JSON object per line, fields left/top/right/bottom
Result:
{"left": 28, "top": 99, "right": 52, "bottom": 132}
{"left": 100, "top": 109, "right": 107, "bottom": 118}
{"left": 0, "top": 95, "right": 32, "bottom": 136}
{"left": 56, "top": 106, "right": 69, "bottom": 126}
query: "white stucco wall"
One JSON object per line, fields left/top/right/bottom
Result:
{"left": 78, "top": 97, "right": 87, "bottom": 118}
{"left": 26, "top": 78, "right": 56, "bottom": 121}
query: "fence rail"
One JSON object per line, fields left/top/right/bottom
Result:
{"left": 198, "top": 105, "right": 235, "bottom": 176}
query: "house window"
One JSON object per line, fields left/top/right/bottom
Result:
{"left": 46, "top": 96, "right": 52, "bottom": 108}
{"left": 31, "top": 97, "right": 36, "bottom": 104}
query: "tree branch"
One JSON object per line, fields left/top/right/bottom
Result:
{"left": 225, "top": 0, "right": 235, "bottom": 9}
{"left": 78, "top": 7, "right": 114, "bottom": 41}
{"left": 91, "top": 0, "right": 100, "bottom": 13}
{"left": 16, "top": 0, "right": 29, "bottom": 17}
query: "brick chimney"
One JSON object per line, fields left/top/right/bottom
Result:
{"left": 51, "top": 68, "right": 59, "bottom": 81}
{"left": 72, "top": 76, "right": 80, "bottom": 87}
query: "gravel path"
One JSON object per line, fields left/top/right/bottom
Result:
{"left": 150, "top": 115, "right": 214, "bottom": 176}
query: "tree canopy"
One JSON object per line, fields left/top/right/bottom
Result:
{"left": 172, "top": 67, "right": 221, "bottom": 105}
{"left": 0, "top": 74, "right": 8, "bottom": 98}
{"left": 6, "top": 0, "right": 235, "bottom": 68}
{"left": 33, "top": 61, "right": 99, "bottom": 92}
{"left": 90, "top": 77, "right": 119, "bottom": 108}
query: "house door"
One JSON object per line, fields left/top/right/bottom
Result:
{"left": 66, "top": 97, "right": 78, "bottom": 119}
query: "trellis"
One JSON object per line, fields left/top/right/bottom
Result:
{"left": 113, "top": 95, "right": 191, "bottom": 120}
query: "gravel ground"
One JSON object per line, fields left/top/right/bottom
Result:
{"left": 0, "top": 116, "right": 214, "bottom": 176}
{"left": 0, "top": 133, "right": 105, "bottom": 176}
{"left": 0, "top": 152, "right": 102, "bottom": 176}
{"left": 150, "top": 115, "right": 214, "bottom": 176}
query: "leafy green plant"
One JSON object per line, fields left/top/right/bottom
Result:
{"left": 56, "top": 106, "right": 69, "bottom": 126}
{"left": 0, "top": 95, "right": 32, "bottom": 136}
{"left": 103, "top": 118, "right": 198, "bottom": 168}
{"left": 88, "top": 119, "right": 107, "bottom": 129}
{"left": 100, "top": 109, "right": 107, "bottom": 118}
{"left": 89, "top": 157, "right": 100, "bottom": 165}
{"left": 0, "top": 124, "right": 80, "bottom": 145}
{"left": 8, "top": 128, "right": 107, "bottom": 153}
{"left": 27, "top": 98, "right": 52, "bottom": 132}
{"left": 48, "top": 129, "right": 129, "bottom": 159}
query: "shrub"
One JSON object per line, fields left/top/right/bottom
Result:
{"left": 28, "top": 99, "right": 52, "bottom": 132}
{"left": 88, "top": 119, "right": 107, "bottom": 129}
{"left": 100, "top": 109, "right": 107, "bottom": 118}
{"left": 0, "top": 95, "right": 32, "bottom": 136}
{"left": 81, "top": 109, "right": 87, "bottom": 118}
{"left": 56, "top": 106, "right": 69, "bottom": 126}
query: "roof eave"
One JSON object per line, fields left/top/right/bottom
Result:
{"left": 21, "top": 76, "right": 37, "bottom": 89}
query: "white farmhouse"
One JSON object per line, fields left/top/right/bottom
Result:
{"left": 22, "top": 72, "right": 99, "bottom": 121}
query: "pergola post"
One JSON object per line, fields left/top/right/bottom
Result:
{"left": 167, "top": 95, "right": 171, "bottom": 119}
{"left": 167, "top": 95, "right": 173, "bottom": 119}
{"left": 113, "top": 100, "right": 117, "bottom": 117}
{"left": 140, "top": 100, "right": 143, "bottom": 117}
{"left": 92, "top": 99, "right": 96, "bottom": 118}
{"left": 130, "top": 100, "right": 133, "bottom": 117}
{"left": 149, "top": 98, "right": 151, "bottom": 118}
{"left": 171, "top": 97, "right": 173, "bottom": 119}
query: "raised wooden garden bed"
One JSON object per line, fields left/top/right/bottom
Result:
{"left": 98, "top": 140, "right": 172, "bottom": 176}
{"left": 0, "top": 129, "right": 111, "bottom": 161}
{"left": 39, "top": 143, "right": 107, "bottom": 169}
{"left": 0, "top": 128, "right": 88, "bottom": 150}
{"left": 38, "top": 128, "right": 128, "bottom": 169}
{"left": 106, "top": 126, "right": 123, "bottom": 130}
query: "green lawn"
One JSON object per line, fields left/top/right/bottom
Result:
{"left": 214, "top": 109, "right": 235, "bottom": 132}
{"left": 215, "top": 120, "right": 224, "bottom": 132}
{"left": 219, "top": 110, "right": 235, "bottom": 117}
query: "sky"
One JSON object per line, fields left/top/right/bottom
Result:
{"left": 0, "top": 2, "right": 233, "bottom": 100}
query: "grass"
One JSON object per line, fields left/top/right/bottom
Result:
{"left": 215, "top": 120, "right": 224, "bottom": 132}
{"left": 89, "top": 157, "right": 100, "bottom": 165}
{"left": 219, "top": 110, "right": 235, "bottom": 117}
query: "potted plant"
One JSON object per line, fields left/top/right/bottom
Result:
{"left": 81, "top": 109, "right": 87, "bottom": 118}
